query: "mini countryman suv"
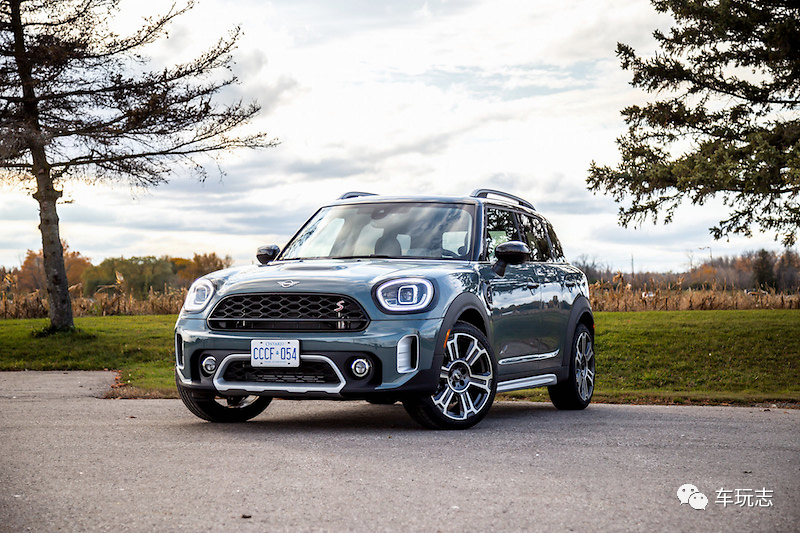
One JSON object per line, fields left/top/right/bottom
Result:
{"left": 175, "top": 189, "right": 595, "bottom": 429}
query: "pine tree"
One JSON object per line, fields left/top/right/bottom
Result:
{"left": 588, "top": 0, "right": 799, "bottom": 247}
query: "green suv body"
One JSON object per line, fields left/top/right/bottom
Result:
{"left": 175, "top": 189, "right": 595, "bottom": 429}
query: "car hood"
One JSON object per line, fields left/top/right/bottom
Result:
{"left": 208, "top": 259, "right": 475, "bottom": 298}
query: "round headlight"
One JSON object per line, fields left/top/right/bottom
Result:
{"left": 184, "top": 279, "right": 215, "bottom": 313}
{"left": 375, "top": 278, "right": 434, "bottom": 312}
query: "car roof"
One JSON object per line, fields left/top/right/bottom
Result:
{"left": 328, "top": 190, "right": 537, "bottom": 214}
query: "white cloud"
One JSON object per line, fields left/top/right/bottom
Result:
{"left": 0, "top": 0, "right": 790, "bottom": 272}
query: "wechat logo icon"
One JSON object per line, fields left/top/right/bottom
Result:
{"left": 677, "top": 484, "right": 708, "bottom": 510}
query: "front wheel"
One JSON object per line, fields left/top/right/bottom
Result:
{"left": 176, "top": 372, "right": 272, "bottom": 423}
{"left": 403, "top": 323, "right": 497, "bottom": 429}
{"left": 548, "top": 323, "right": 595, "bottom": 410}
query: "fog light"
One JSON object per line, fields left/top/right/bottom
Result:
{"left": 201, "top": 356, "right": 217, "bottom": 375}
{"left": 350, "top": 358, "right": 372, "bottom": 379}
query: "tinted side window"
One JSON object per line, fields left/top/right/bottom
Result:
{"left": 518, "top": 214, "right": 551, "bottom": 262}
{"left": 545, "top": 220, "right": 565, "bottom": 262}
{"left": 485, "top": 208, "right": 520, "bottom": 260}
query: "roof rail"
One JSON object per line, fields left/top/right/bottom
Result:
{"left": 470, "top": 189, "right": 535, "bottom": 210}
{"left": 338, "top": 191, "right": 377, "bottom": 200}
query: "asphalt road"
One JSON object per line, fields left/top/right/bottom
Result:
{"left": 0, "top": 371, "right": 798, "bottom": 532}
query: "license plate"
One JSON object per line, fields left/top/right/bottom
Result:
{"left": 250, "top": 340, "right": 300, "bottom": 368}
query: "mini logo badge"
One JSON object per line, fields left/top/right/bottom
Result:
{"left": 333, "top": 300, "right": 345, "bottom": 313}
{"left": 277, "top": 280, "right": 299, "bottom": 288}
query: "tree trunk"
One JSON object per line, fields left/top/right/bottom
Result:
{"left": 33, "top": 173, "right": 74, "bottom": 330}
{"left": 10, "top": 0, "right": 74, "bottom": 330}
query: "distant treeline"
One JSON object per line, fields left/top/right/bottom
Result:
{"left": 2, "top": 245, "right": 799, "bottom": 318}
{"left": 574, "top": 249, "right": 800, "bottom": 293}
{"left": 1, "top": 242, "right": 232, "bottom": 300}
{"left": 2, "top": 244, "right": 799, "bottom": 318}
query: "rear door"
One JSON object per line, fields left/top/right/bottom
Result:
{"left": 518, "top": 213, "right": 570, "bottom": 369}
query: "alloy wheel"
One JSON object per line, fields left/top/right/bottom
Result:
{"left": 432, "top": 331, "right": 495, "bottom": 421}
{"left": 574, "top": 330, "right": 595, "bottom": 402}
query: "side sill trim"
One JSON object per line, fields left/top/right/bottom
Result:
{"left": 496, "top": 373, "right": 557, "bottom": 393}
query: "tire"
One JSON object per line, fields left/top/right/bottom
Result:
{"left": 176, "top": 372, "right": 272, "bottom": 423}
{"left": 403, "top": 322, "right": 497, "bottom": 429}
{"left": 548, "top": 323, "right": 595, "bottom": 410}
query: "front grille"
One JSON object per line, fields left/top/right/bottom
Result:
{"left": 208, "top": 293, "right": 369, "bottom": 332}
{"left": 222, "top": 359, "right": 340, "bottom": 385}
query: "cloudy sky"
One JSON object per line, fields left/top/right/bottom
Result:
{"left": 0, "top": 0, "right": 790, "bottom": 272}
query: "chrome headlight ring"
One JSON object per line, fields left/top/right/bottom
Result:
{"left": 374, "top": 278, "right": 435, "bottom": 313}
{"left": 183, "top": 278, "right": 215, "bottom": 313}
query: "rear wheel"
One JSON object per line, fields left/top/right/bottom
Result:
{"left": 548, "top": 323, "right": 595, "bottom": 410}
{"left": 403, "top": 323, "right": 497, "bottom": 429}
{"left": 176, "top": 372, "right": 272, "bottom": 423}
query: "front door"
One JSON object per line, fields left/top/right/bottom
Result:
{"left": 483, "top": 207, "right": 544, "bottom": 380}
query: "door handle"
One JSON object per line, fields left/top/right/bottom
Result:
{"left": 527, "top": 278, "right": 540, "bottom": 289}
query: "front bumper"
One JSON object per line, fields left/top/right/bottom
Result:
{"left": 175, "top": 316, "right": 445, "bottom": 399}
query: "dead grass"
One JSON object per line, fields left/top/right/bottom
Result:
{"left": 3, "top": 280, "right": 798, "bottom": 319}
{"left": 1, "top": 288, "right": 187, "bottom": 319}
{"left": 590, "top": 277, "right": 800, "bottom": 312}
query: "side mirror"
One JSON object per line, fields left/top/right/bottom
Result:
{"left": 256, "top": 244, "right": 280, "bottom": 265}
{"left": 492, "top": 241, "right": 530, "bottom": 276}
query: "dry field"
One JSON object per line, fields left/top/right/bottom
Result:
{"left": 1, "top": 288, "right": 187, "bottom": 319}
{"left": 591, "top": 280, "right": 800, "bottom": 312}
{"left": 2, "top": 282, "right": 799, "bottom": 319}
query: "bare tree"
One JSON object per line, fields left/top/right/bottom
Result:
{"left": 0, "top": 0, "right": 277, "bottom": 330}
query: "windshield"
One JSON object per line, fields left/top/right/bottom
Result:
{"left": 281, "top": 202, "right": 475, "bottom": 260}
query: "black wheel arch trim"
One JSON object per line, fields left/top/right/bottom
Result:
{"left": 403, "top": 292, "right": 491, "bottom": 397}
{"left": 558, "top": 295, "right": 594, "bottom": 372}
{"left": 437, "top": 292, "right": 492, "bottom": 350}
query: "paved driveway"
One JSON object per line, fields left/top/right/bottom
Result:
{"left": 1, "top": 371, "right": 798, "bottom": 532}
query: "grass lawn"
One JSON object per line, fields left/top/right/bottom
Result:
{"left": 1, "top": 310, "right": 798, "bottom": 404}
{"left": 503, "top": 309, "right": 800, "bottom": 406}
{"left": 0, "top": 315, "right": 179, "bottom": 398}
